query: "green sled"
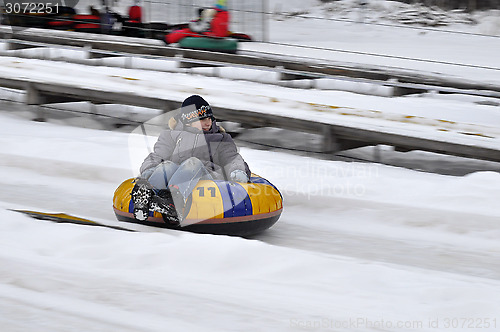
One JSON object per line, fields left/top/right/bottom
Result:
{"left": 179, "top": 37, "right": 238, "bottom": 54}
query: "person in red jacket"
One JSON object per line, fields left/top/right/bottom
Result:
{"left": 123, "top": 0, "right": 143, "bottom": 36}
{"left": 127, "top": 1, "right": 142, "bottom": 23}
{"left": 165, "top": 0, "right": 229, "bottom": 44}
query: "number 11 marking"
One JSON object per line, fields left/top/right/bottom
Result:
{"left": 197, "top": 187, "right": 216, "bottom": 198}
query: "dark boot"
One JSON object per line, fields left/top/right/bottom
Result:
{"left": 150, "top": 191, "right": 180, "bottom": 226}
{"left": 130, "top": 178, "right": 154, "bottom": 221}
{"left": 169, "top": 185, "right": 186, "bottom": 222}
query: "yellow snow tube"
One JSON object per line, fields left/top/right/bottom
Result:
{"left": 113, "top": 174, "right": 282, "bottom": 236}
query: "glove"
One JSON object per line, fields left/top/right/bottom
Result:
{"left": 140, "top": 168, "right": 154, "bottom": 180}
{"left": 230, "top": 170, "right": 249, "bottom": 183}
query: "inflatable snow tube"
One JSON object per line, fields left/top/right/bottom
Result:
{"left": 179, "top": 37, "right": 238, "bottom": 54}
{"left": 73, "top": 15, "right": 100, "bottom": 33}
{"left": 228, "top": 32, "right": 252, "bottom": 42}
{"left": 113, "top": 174, "right": 282, "bottom": 236}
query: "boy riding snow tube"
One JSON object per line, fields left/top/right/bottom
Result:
{"left": 113, "top": 94, "right": 282, "bottom": 236}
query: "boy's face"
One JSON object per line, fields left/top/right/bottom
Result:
{"left": 189, "top": 117, "right": 213, "bottom": 131}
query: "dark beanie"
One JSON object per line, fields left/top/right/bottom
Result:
{"left": 180, "top": 95, "right": 214, "bottom": 124}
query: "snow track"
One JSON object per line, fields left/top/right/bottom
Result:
{"left": 0, "top": 255, "right": 245, "bottom": 332}
{"left": 2, "top": 7, "right": 500, "bottom": 325}
{"left": 1, "top": 114, "right": 500, "bottom": 284}
{"left": 261, "top": 211, "right": 500, "bottom": 280}
{"left": 2, "top": 109, "right": 500, "bottom": 331}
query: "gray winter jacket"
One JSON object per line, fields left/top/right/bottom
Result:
{"left": 140, "top": 118, "right": 250, "bottom": 180}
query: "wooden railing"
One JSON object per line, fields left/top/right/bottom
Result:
{"left": 0, "top": 75, "right": 499, "bottom": 163}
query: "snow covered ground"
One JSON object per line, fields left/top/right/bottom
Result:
{"left": 2, "top": 112, "right": 500, "bottom": 332}
{"left": 1, "top": 1, "right": 500, "bottom": 331}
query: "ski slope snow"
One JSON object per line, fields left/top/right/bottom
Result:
{"left": 1, "top": 110, "right": 500, "bottom": 331}
{"left": 1, "top": 0, "right": 500, "bottom": 331}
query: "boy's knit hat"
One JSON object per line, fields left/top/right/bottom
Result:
{"left": 180, "top": 95, "right": 214, "bottom": 124}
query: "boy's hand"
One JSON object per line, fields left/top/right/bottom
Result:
{"left": 230, "top": 170, "right": 249, "bottom": 183}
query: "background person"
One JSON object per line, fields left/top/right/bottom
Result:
{"left": 165, "top": 0, "right": 230, "bottom": 44}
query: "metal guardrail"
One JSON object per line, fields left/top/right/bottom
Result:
{"left": 1, "top": 75, "right": 499, "bottom": 163}
{"left": 2, "top": 26, "right": 500, "bottom": 99}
